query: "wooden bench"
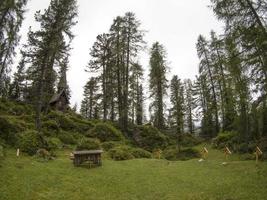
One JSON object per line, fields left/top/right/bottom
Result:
{"left": 72, "top": 150, "right": 103, "bottom": 167}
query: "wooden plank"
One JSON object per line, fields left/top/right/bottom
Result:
{"left": 73, "top": 150, "right": 103, "bottom": 155}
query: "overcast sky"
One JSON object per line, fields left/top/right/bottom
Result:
{"left": 17, "top": 0, "right": 223, "bottom": 108}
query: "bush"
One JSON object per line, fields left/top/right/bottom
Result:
{"left": 163, "top": 147, "right": 200, "bottom": 161}
{"left": 134, "top": 125, "right": 168, "bottom": 151}
{"left": 239, "top": 153, "right": 254, "bottom": 161}
{"left": 69, "top": 116, "right": 94, "bottom": 133}
{"left": 0, "top": 145, "right": 4, "bottom": 159}
{"left": 10, "top": 104, "right": 25, "bottom": 115}
{"left": 35, "top": 149, "right": 51, "bottom": 161}
{"left": 18, "top": 130, "right": 41, "bottom": 155}
{"left": 163, "top": 148, "right": 178, "bottom": 161}
{"left": 237, "top": 143, "right": 249, "bottom": 153}
{"left": 0, "top": 116, "right": 27, "bottom": 145}
{"left": 131, "top": 148, "right": 152, "bottom": 158}
{"left": 0, "top": 100, "right": 9, "bottom": 114}
{"left": 46, "top": 111, "right": 77, "bottom": 131}
{"left": 58, "top": 115, "right": 77, "bottom": 131}
{"left": 101, "top": 141, "right": 122, "bottom": 151}
{"left": 58, "top": 132, "right": 77, "bottom": 145}
{"left": 46, "top": 137, "right": 62, "bottom": 151}
{"left": 76, "top": 138, "right": 101, "bottom": 151}
{"left": 108, "top": 145, "right": 134, "bottom": 160}
{"left": 212, "top": 131, "right": 238, "bottom": 149}
{"left": 88, "top": 123, "right": 124, "bottom": 142}
{"left": 180, "top": 134, "right": 202, "bottom": 147}
{"left": 42, "top": 120, "right": 60, "bottom": 136}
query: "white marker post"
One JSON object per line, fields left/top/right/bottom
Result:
{"left": 16, "top": 148, "right": 20, "bottom": 157}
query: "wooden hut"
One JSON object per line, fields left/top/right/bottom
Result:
{"left": 49, "top": 89, "right": 69, "bottom": 111}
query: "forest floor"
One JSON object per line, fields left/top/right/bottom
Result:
{"left": 0, "top": 147, "right": 267, "bottom": 200}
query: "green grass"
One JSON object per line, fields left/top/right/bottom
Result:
{"left": 0, "top": 148, "right": 267, "bottom": 200}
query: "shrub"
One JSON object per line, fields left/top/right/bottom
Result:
{"left": 10, "top": 105, "right": 25, "bottom": 115}
{"left": 58, "top": 115, "right": 77, "bottom": 131}
{"left": 212, "top": 131, "right": 238, "bottom": 149}
{"left": 18, "top": 130, "right": 41, "bottom": 155}
{"left": 88, "top": 123, "right": 124, "bottom": 142}
{"left": 35, "top": 149, "right": 51, "bottom": 161}
{"left": 163, "top": 148, "right": 178, "bottom": 161}
{"left": 180, "top": 134, "right": 202, "bottom": 147}
{"left": 0, "top": 145, "right": 4, "bottom": 159}
{"left": 58, "top": 132, "right": 77, "bottom": 145}
{"left": 101, "top": 141, "right": 122, "bottom": 151}
{"left": 108, "top": 145, "right": 134, "bottom": 160}
{"left": 131, "top": 148, "right": 152, "bottom": 158}
{"left": 237, "top": 143, "right": 249, "bottom": 153}
{"left": 46, "top": 137, "right": 62, "bottom": 151}
{"left": 0, "top": 100, "right": 8, "bottom": 114}
{"left": 46, "top": 111, "right": 77, "bottom": 131}
{"left": 163, "top": 147, "right": 200, "bottom": 161}
{"left": 42, "top": 120, "right": 60, "bottom": 136}
{"left": 0, "top": 116, "right": 27, "bottom": 145}
{"left": 134, "top": 125, "right": 168, "bottom": 151}
{"left": 69, "top": 116, "right": 94, "bottom": 133}
{"left": 76, "top": 138, "right": 101, "bottom": 151}
{"left": 239, "top": 153, "right": 254, "bottom": 161}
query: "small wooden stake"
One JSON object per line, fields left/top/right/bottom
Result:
{"left": 16, "top": 148, "right": 20, "bottom": 157}
{"left": 201, "top": 147, "right": 208, "bottom": 159}
{"left": 155, "top": 149, "right": 162, "bottom": 159}
{"left": 255, "top": 146, "right": 262, "bottom": 165}
{"left": 158, "top": 149, "right": 162, "bottom": 159}
{"left": 224, "top": 147, "right": 231, "bottom": 161}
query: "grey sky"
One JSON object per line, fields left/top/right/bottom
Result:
{"left": 17, "top": 0, "right": 223, "bottom": 108}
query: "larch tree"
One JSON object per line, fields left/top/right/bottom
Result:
{"left": 0, "top": 0, "right": 28, "bottom": 97}
{"left": 80, "top": 77, "right": 100, "bottom": 119}
{"left": 197, "top": 35, "right": 220, "bottom": 136}
{"left": 149, "top": 42, "right": 168, "bottom": 130}
{"left": 184, "top": 79, "right": 195, "bottom": 135}
{"left": 88, "top": 33, "right": 112, "bottom": 121}
{"left": 23, "top": 0, "right": 77, "bottom": 134}
{"left": 9, "top": 51, "right": 26, "bottom": 101}
{"left": 129, "top": 62, "right": 144, "bottom": 124}
{"left": 170, "top": 75, "right": 184, "bottom": 151}
{"left": 58, "top": 56, "right": 71, "bottom": 101}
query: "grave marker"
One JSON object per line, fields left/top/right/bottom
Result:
{"left": 16, "top": 148, "right": 20, "bottom": 157}
{"left": 201, "top": 147, "right": 208, "bottom": 159}
{"left": 255, "top": 146, "right": 263, "bottom": 165}
{"left": 224, "top": 146, "right": 231, "bottom": 161}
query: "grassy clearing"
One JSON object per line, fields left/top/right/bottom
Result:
{"left": 0, "top": 148, "right": 267, "bottom": 200}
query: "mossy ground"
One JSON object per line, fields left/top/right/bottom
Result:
{"left": 0, "top": 147, "right": 266, "bottom": 200}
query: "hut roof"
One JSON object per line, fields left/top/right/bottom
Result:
{"left": 49, "top": 89, "right": 69, "bottom": 104}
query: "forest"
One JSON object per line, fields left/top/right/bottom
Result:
{"left": 0, "top": 0, "right": 267, "bottom": 200}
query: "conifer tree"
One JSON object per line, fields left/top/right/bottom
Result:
{"left": 170, "top": 75, "right": 184, "bottom": 150}
{"left": 58, "top": 56, "right": 71, "bottom": 101}
{"left": 0, "top": 0, "right": 28, "bottom": 97}
{"left": 129, "top": 62, "right": 143, "bottom": 124}
{"left": 80, "top": 77, "right": 99, "bottom": 119}
{"left": 184, "top": 79, "right": 195, "bottom": 134}
{"left": 23, "top": 0, "right": 77, "bottom": 133}
{"left": 197, "top": 35, "right": 220, "bottom": 135}
{"left": 149, "top": 42, "right": 168, "bottom": 129}
{"left": 9, "top": 52, "right": 26, "bottom": 100}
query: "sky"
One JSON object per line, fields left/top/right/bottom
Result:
{"left": 16, "top": 0, "right": 224, "bottom": 108}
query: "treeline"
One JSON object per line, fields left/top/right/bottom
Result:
{"left": 0, "top": 0, "right": 267, "bottom": 146}
{"left": 80, "top": 12, "right": 145, "bottom": 133}
{"left": 81, "top": 0, "right": 267, "bottom": 145}
{"left": 0, "top": 0, "right": 77, "bottom": 138}
{"left": 194, "top": 0, "right": 267, "bottom": 143}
